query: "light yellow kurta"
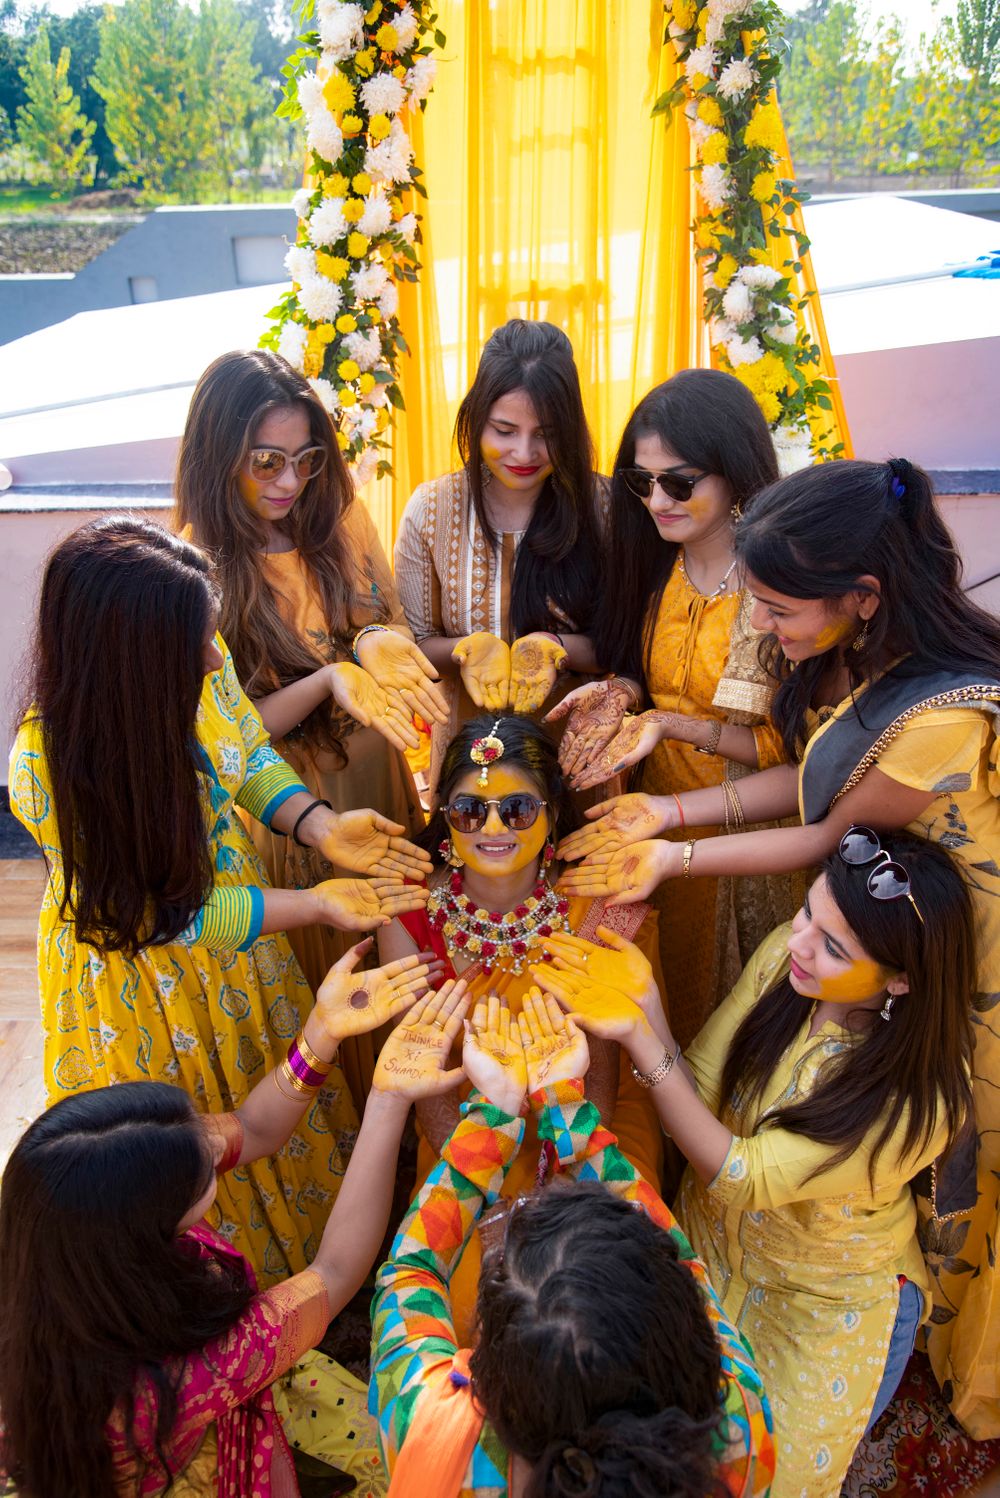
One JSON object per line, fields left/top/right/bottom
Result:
{"left": 803, "top": 700, "right": 1000, "bottom": 1438}
{"left": 678, "top": 924, "right": 947, "bottom": 1498}
{"left": 9, "top": 642, "right": 359, "bottom": 1286}
{"left": 640, "top": 567, "right": 788, "bottom": 1047}
{"left": 248, "top": 501, "right": 424, "bottom": 1112}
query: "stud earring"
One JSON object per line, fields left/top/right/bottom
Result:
{"left": 439, "top": 836, "right": 464, "bottom": 870}
{"left": 852, "top": 620, "right": 870, "bottom": 653}
{"left": 880, "top": 993, "right": 895, "bottom": 1022}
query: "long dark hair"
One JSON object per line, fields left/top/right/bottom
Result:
{"left": 419, "top": 714, "right": 582, "bottom": 865}
{"left": 21, "top": 516, "right": 220, "bottom": 955}
{"left": 593, "top": 369, "right": 779, "bottom": 682}
{"left": 0, "top": 1082, "right": 254, "bottom": 1498}
{"left": 736, "top": 457, "right": 1000, "bottom": 759}
{"left": 175, "top": 349, "right": 388, "bottom": 761}
{"left": 721, "top": 830, "right": 975, "bottom": 1186}
{"left": 454, "top": 320, "right": 602, "bottom": 639}
{"left": 470, "top": 1181, "right": 727, "bottom": 1498}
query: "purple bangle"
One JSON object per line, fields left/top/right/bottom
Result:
{"left": 286, "top": 1037, "right": 329, "bottom": 1089}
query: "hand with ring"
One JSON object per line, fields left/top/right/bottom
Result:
{"left": 373, "top": 979, "right": 470, "bottom": 1100}
{"left": 462, "top": 993, "right": 528, "bottom": 1116}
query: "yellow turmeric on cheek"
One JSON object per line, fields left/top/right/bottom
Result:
{"left": 814, "top": 957, "right": 892, "bottom": 1003}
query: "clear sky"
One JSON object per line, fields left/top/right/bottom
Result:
{"left": 781, "top": 0, "right": 959, "bottom": 46}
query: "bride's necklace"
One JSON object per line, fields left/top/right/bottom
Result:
{"left": 428, "top": 870, "right": 569, "bottom": 976}
{"left": 678, "top": 550, "right": 738, "bottom": 599}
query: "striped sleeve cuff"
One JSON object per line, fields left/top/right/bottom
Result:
{"left": 181, "top": 885, "right": 264, "bottom": 953}
{"left": 237, "top": 749, "right": 308, "bottom": 826}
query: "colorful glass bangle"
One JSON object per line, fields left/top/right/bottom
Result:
{"left": 351, "top": 622, "right": 389, "bottom": 664}
{"left": 285, "top": 1040, "right": 329, "bottom": 1090}
{"left": 277, "top": 1057, "right": 322, "bottom": 1096}
{"left": 293, "top": 1029, "right": 333, "bottom": 1075}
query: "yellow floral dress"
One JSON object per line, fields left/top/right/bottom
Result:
{"left": 9, "top": 638, "right": 359, "bottom": 1286}
{"left": 802, "top": 698, "right": 1000, "bottom": 1438}
{"left": 678, "top": 925, "right": 948, "bottom": 1498}
{"left": 639, "top": 566, "right": 788, "bottom": 1046}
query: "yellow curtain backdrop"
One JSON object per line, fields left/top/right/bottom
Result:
{"left": 361, "top": 1, "right": 849, "bottom": 547}
{"left": 364, "top": 0, "right": 703, "bottom": 544}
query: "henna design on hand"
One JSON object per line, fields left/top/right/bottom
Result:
{"left": 348, "top": 987, "right": 372, "bottom": 1010}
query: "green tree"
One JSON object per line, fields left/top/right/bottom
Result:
{"left": 15, "top": 24, "right": 95, "bottom": 187}
{"left": 778, "top": 1, "right": 868, "bottom": 186}
{"left": 910, "top": 18, "right": 981, "bottom": 186}
{"left": 854, "top": 14, "right": 910, "bottom": 184}
{"left": 957, "top": 0, "right": 1000, "bottom": 86}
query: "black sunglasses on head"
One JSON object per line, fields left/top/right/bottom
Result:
{"left": 838, "top": 826, "right": 925, "bottom": 925}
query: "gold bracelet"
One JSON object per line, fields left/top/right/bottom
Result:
{"left": 277, "top": 1057, "right": 321, "bottom": 1097}
{"left": 293, "top": 1030, "right": 333, "bottom": 1076}
{"left": 631, "top": 1040, "right": 682, "bottom": 1089}
{"left": 722, "top": 778, "right": 746, "bottom": 831}
{"left": 694, "top": 718, "right": 724, "bottom": 757}
{"left": 681, "top": 838, "right": 696, "bottom": 878}
{"left": 273, "top": 1066, "right": 308, "bottom": 1104}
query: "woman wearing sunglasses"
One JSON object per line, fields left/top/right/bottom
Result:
{"left": 561, "top": 456, "right": 1000, "bottom": 1441}
{"left": 176, "top": 349, "right": 447, "bottom": 1109}
{"left": 548, "top": 369, "right": 792, "bottom": 1049}
{"left": 371, "top": 989, "right": 775, "bottom": 1498}
{"left": 393, "top": 319, "right": 607, "bottom": 792}
{"left": 537, "top": 828, "right": 974, "bottom": 1497}
{"left": 377, "top": 713, "right": 665, "bottom": 1342}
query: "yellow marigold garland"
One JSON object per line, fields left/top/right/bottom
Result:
{"left": 656, "top": 0, "right": 843, "bottom": 463}
{"left": 262, "top": 0, "right": 445, "bottom": 485}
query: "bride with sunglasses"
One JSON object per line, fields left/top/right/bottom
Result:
{"left": 547, "top": 369, "right": 794, "bottom": 1048}
{"left": 176, "top": 349, "right": 447, "bottom": 1108}
{"left": 536, "top": 827, "right": 975, "bottom": 1498}
{"left": 377, "top": 713, "right": 665, "bottom": 1342}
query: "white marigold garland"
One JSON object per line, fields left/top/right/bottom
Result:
{"left": 262, "top": 0, "right": 444, "bottom": 487}
{"left": 657, "top": 0, "right": 842, "bottom": 464}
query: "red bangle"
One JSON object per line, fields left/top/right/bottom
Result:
{"left": 672, "top": 793, "right": 685, "bottom": 829}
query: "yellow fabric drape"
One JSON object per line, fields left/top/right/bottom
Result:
{"left": 361, "top": 1, "right": 849, "bottom": 546}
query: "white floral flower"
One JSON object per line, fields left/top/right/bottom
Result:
{"left": 291, "top": 188, "right": 314, "bottom": 222}
{"left": 365, "top": 118, "right": 414, "bottom": 184}
{"left": 396, "top": 211, "right": 417, "bottom": 243}
{"left": 709, "top": 316, "right": 736, "bottom": 347}
{"left": 378, "top": 281, "right": 399, "bottom": 317}
{"left": 297, "top": 275, "right": 343, "bottom": 323}
{"left": 352, "top": 448, "right": 380, "bottom": 486}
{"left": 775, "top": 424, "right": 814, "bottom": 474}
{"left": 361, "top": 72, "right": 407, "bottom": 117}
{"left": 309, "top": 198, "right": 347, "bottom": 247}
{"left": 708, "top": 0, "right": 755, "bottom": 16}
{"left": 684, "top": 44, "right": 718, "bottom": 81}
{"left": 722, "top": 279, "right": 754, "bottom": 324}
{"left": 277, "top": 320, "right": 308, "bottom": 372}
{"left": 767, "top": 311, "right": 798, "bottom": 345}
{"left": 393, "top": 5, "right": 420, "bottom": 49}
{"left": 362, "top": 378, "right": 390, "bottom": 407}
{"left": 406, "top": 55, "right": 437, "bottom": 102}
{"left": 317, "top": 0, "right": 365, "bottom": 60}
{"left": 705, "top": 14, "right": 725, "bottom": 43}
{"left": 350, "top": 261, "right": 390, "bottom": 300}
{"left": 308, "top": 376, "right": 339, "bottom": 414}
{"left": 306, "top": 107, "right": 344, "bottom": 166}
{"left": 284, "top": 244, "right": 316, "bottom": 284}
{"left": 297, "top": 71, "right": 324, "bottom": 114}
{"left": 698, "top": 164, "right": 731, "bottom": 211}
{"left": 689, "top": 116, "right": 714, "bottom": 146}
{"left": 726, "top": 333, "right": 764, "bottom": 366}
{"left": 358, "top": 193, "right": 393, "bottom": 237}
{"left": 739, "top": 263, "right": 783, "bottom": 290}
{"left": 343, "top": 328, "right": 382, "bottom": 371}
{"left": 717, "top": 58, "right": 757, "bottom": 99}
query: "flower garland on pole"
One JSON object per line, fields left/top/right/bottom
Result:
{"left": 262, "top": 0, "right": 444, "bottom": 486}
{"left": 657, "top": 0, "right": 843, "bottom": 466}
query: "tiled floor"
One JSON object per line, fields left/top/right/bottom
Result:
{"left": 0, "top": 858, "right": 47, "bottom": 1168}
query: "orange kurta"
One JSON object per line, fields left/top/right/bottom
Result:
{"left": 639, "top": 567, "right": 787, "bottom": 1047}
{"left": 408, "top": 895, "right": 665, "bottom": 1345}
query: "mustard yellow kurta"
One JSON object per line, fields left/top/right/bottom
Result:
{"left": 802, "top": 700, "right": 1000, "bottom": 1438}
{"left": 9, "top": 641, "right": 359, "bottom": 1286}
{"left": 678, "top": 924, "right": 947, "bottom": 1498}
{"left": 249, "top": 501, "right": 424, "bottom": 1112}
{"left": 640, "top": 567, "right": 786, "bottom": 1047}
{"left": 411, "top": 896, "right": 665, "bottom": 1346}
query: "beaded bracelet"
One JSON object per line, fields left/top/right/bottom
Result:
{"left": 351, "top": 622, "right": 389, "bottom": 664}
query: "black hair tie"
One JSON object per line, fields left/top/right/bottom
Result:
{"left": 886, "top": 456, "right": 914, "bottom": 507}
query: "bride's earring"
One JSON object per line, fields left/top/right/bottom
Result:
{"left": 439, "top": 836, "right": 464, "bottom": 870}
{"left": 542, "top": 837, "right": 555, "bottom": 870}
{"left": 880, "top": 993, "right": 895, "bottom": 1022}
{"left": 852, "top": 619, "right": 871, "bottom": 653}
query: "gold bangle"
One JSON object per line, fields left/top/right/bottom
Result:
{"left": 277, "top": 1057, "right": 321, "bottom": 1097}
{"left": 694, "top": 718, "right": 724, "bottom": 757}
{"left": 681, "top": 838, "right": 696, "bottom": 878}
{"left": 631, "top": 1040, "right": 682, "bottom": 1089}
{"left": 273, "top": 1067, "right": 307, "bottom": 1104}
{"left": 293, "top": 1030, "right": 333, "bottom": 1076}
{"left": 722, "top": 778, "right": 746, "bottom": 831}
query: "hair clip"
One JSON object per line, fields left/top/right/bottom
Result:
{"left": 470, "top": 720, "right": 505, "bottom": 787}
{"left": 890, "top": 477, "right": 906, "bottom": 502}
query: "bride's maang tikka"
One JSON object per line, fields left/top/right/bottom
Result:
{"left": 469, "top": 719, "right": 505, "bottom": 787}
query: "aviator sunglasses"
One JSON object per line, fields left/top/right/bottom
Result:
{"left": 246, "top": 445, "right": 328, "bottom": 482}
{"left": 445, "top": 793, "right": 547, "bottom": 834}
{"left": 838, "top": 826, "right": 925, "bottom": 925}
{"left": 618, "top": 464, "right": 710, "bottom": 503}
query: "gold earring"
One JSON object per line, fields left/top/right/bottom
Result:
{"left": 852, "top": 620, "right": 870, "bottom": 653}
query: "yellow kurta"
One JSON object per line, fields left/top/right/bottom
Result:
{"left": 803, "top": 699, "right": 1000, "bottom": 1438}
{"left": 678, "top": 925, "right": 947, "bottom": 1498}
{"left": 249, "top": 501, "right": 423, "bottom": 1112}
{"left": 640, "top": 567, "right": 787, "bottom": 1046}
{"left": 411, "top": 896, "right": 665, "bottom": 1345}
{"left": 9, "top": 642, "right": 359, "bottom": 1286}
